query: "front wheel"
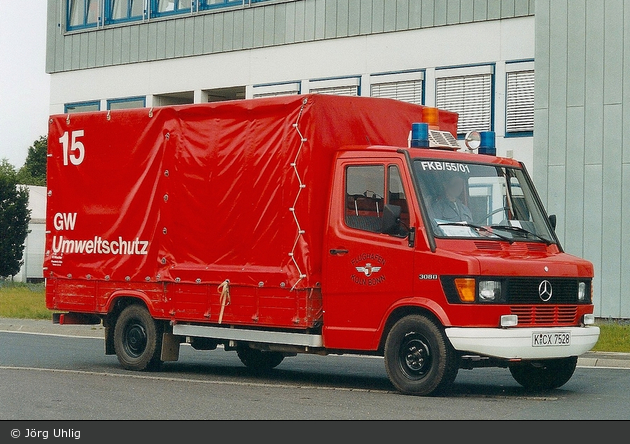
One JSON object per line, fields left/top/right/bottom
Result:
{"left": 384, "top": 315, "right": 459, "bottom": 396}
{"left": 509, "top": 356, "right": 577, "bottom": 391}
{"left": 113, "top": 304, "right": 163, "bottom": 371}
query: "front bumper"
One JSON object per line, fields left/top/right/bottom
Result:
{"left": 445, "top": 326, "right": 600, "bottom": 359}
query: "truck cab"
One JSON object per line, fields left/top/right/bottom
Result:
{"left": 323, "top": 127, "right": 598, "bottom": 395}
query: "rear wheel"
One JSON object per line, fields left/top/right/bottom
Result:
{"left": 384, "top": 315, "right": 459, "bottom": 396}
{"left": 114, "top": 304, "right": 163, "bottom": 371}
{"left": 236, "top": 346, "right": 285, "bottom": 371}
{"left": 509, "top": 356, "right": 577, "bottom": 391}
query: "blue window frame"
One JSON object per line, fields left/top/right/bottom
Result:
{"left": 435, "top": 65, "right": 495, "bottom": 136}
{"left": 65, "top": 100, "right": 101, "bottom": 113}
{"left": 150, "top": 0, "right": 193, "bottom": 17}
{"left": 106, "top": 0, "right": 145, "bottom": 24}
{"left": 199, "top": 0, "right": 242, "bottom": 10}
{"left": 67, "top": 0, "right": 101, "bottom": 30}
{"left": 107, "top": 96, "right": 146, "bottom": 110}
{"left": 67, "top": 0, "right": 276, "bottom": 30}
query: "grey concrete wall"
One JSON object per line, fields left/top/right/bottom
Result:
{"left": 534, "top": 0, "right": 630, "bottom": 318}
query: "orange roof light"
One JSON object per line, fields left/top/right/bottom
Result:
{"left": 422, "top": 107, "right": 440, "bottom": 128}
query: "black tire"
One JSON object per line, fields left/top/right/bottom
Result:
{"left": 114, "top": 304, "right": 163, "bottom": 371}
{"left": 509, "top": 356, "right": 577, "bottom": 391}
{"left": 236, "top": 346, "right": 285, "bottom": 371}
{"left": 384, "top": 314, "right": 459, "bottom": 396}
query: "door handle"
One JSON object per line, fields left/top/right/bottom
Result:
{"left": 329, "top": 249, "right": 349, "bottom": 255}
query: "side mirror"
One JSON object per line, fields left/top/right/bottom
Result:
{"left": 382, "top": 204, "right": 402, "bottom": 235}
{"left": 548, "top": 214, "right": 557, "bottom": 231}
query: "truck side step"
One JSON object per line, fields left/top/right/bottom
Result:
{"left": 172, "top": 323, "right": 323, "bottom": 348}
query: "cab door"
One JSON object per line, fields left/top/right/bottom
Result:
{"left": 322, "top": 155, "right": 416, "bottom": 350}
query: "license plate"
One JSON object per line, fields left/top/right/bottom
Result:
{"left": 532, "top": 331, "right": 571, "bottom": 347}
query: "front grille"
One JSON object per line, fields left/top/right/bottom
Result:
{"left": 510, "top": 305, "right": 578, "bottom": 326}
{"left": 505, "top": 278, "right": 581, "bottom": 304}
{"left": 441, "top": 276, "right": 591, "bottom": 305}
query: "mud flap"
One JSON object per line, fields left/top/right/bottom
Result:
{"left": 161, "top": 332, "right": 181, "bottom": 362}
{"left": 105, "top": 325, "right": 115, "bottom": 355}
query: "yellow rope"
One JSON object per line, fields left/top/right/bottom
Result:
{"left": 217, "top": 279, "right": 230, "bottom": 324}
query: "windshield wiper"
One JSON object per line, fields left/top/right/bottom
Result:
{"left": 489, "top": 224, "right": 553, "bottom": 245}
{"left": 437, "top": 222, "right": 514, "bottom": 242}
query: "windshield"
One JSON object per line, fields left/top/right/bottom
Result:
{"left": 413, "top": 159, "right": 556, "bottom": 243}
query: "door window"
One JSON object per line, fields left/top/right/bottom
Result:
{"left": 344, "top": 164, "right": 409, "bottom": 236}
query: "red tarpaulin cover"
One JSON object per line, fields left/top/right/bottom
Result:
{"left": 45, "top": 94, "right": 457, "bottom": 290}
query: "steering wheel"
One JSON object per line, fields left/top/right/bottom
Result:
{"left": 475, "top": 206, "right": 509, "bottom": 225}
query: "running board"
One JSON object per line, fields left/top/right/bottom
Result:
{"left": 172, "top": 323, "right": 324, "bottom": 348}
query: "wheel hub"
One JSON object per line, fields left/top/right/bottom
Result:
{"left": 125, "top": 323, "right": 147, "bottom": 357}
{"left": 400, "top": 337, "right": 431, "bottom": 379}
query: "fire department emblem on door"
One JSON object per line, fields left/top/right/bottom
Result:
{"left": 355, "top": 263, "right": 381, "bottom": 277}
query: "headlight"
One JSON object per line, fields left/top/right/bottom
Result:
{"left": 578, "top": 281, "right": 587, "bottom": 302}
{"left": 479, "top": 280, "right": 502, "bottom": 302}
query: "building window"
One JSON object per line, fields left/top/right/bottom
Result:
{"left": 65, "top": 100, "right": 100, "bottom": 113}
{"left": 309, "top": 77, "right": 360, "bottom": 96}
{"left": 505, "top": 64, "right": 534, "bottom": 135}
{"left": 67, "top": 0, "right": 101, "bottom": 30}
{"left": 435, "top": 66, "right": 493, "bottom": 135}
{"left": 371, "top": 71, "right": 424, "bottom": 105}
{"left": 151, "top": 0, "right": 193, "bottom": 17}
{"left": 252, "top": 82, "right": 301, "bottom": 99}
{"left": 107, "top": 0, "right": 145, "bottom": 23}
{"left": 153, "top": 91, "right": 194, "bottom": 106}
{"left": 199, "top": 0, "right": 242, "bottom": 10}
{"left": 205, "top": 86, "right": 245, "bottom": 102}
{"left": 107, "top": 96, "right": 146, "bottom": 110}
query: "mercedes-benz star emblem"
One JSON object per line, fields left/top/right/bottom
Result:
{"left": 538, "top": 280, "right": 553, "bottom": 302}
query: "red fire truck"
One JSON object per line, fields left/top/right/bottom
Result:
{"left": 44, "top": 94, "right": 599, "bottom": 396}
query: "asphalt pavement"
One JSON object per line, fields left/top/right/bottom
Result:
{"left": 1, "top": 317, "right": 629, "bottom": 369}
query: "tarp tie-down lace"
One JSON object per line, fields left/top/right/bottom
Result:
{"left": 289, "top": 97, "right": 309, "bottom": 291}
{"left": 217, "top": 279, "right": 231, "bottom": 324}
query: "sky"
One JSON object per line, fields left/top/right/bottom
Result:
{"left": 0, "top": 2, "right": 50, "bottom": 170}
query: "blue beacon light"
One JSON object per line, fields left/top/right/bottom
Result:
{"left": 410, "top": 122, "right": 429, "bottom": 148}
{"left": 478, "top": 131, "right": 496, "bottom": 155}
